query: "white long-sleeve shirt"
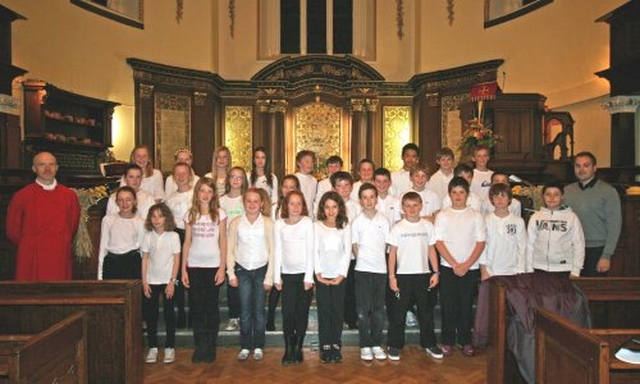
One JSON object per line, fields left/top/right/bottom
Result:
{"left": 274, "top": 217, "right": 315, "bottom": 284}
{"left": 98, "top": 213, "right": 145, "bottom": 280}
{"left": 295, "top": 173, "right": 318, "bottom": 218}
{"left": 106, "top": 189, "right": 155, "bottom": 221}
{"left": 480, "top": 212, "right": 527, "bottom": 277}
{"left": 314, "top": 222, "right": 351, "bottom": 279}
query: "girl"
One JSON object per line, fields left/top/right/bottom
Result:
{"left": 219, "top": 166, "right": 248, "bottom": 331}
{"left": 141, "top": 203, "right": 181, "bottom": 364}
{"left": 227, "top": 188, "right": 274, "bottom": 361}
{"left": 98, "top": 186, "right": 145, "bottom": 280}
{"left": 249, "top": 146, "right": 279, "bottom": 207}
{"left": 181, "top": 178, "right": 227, "bottom": 363}
{"left": 267, "top": 174, "right": 301, "bottom": 331}
{"left": 204, "top": 146, "right": 232, "bottom": 197}
{"left": 108, "top": 164, "right": 155, "bottom": 220}
{"left": 165, "top": 148, "right": 199, "bottom": 197}
{"left": 121, "top": 145, "right": 165, "bottom": 201}
{"left": 314, "top": 192, "right": 351, "bottom": 363}
{"left": 165, "top": 162, "right": 196, "bottom": 328}
{"left": 274, "top": 190, "right": 315, "bottom": 365}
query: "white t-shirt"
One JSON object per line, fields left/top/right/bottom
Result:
{"left": 141, "top": 230, "right": 181, "bottom": 284}
{"left": 345, "top": 199, "right": 362, "bottom": 224}
{"left": 295, "top": 172, "right": 318, "bottom": 218}
{"left": 314, "top": 222, "right": 352, "bottom": 279}
{"left": 219, "top": 194, "right": 244, "bottom": 228}
{"left": 480, "top": 213, "right": 527, "bottom": 277}
{"left": 165, "top": 189, "right": 194, "bottom": 230}
{"left": 390, "top": 169, "right": 412, "bottom": 198}
{"left": 377, "top": 194, "right": 401, "bottom": 228}
{"left": 98, "top": 214, "right": 145, "bottom": 279}
{"left": 185, "top": 209, "right": 227, "bottom": 268}
{"left": 106, "top": 189, "right": 155, "bottom": 221}
{"left": 435, "top": 207, "right": 486, "bottom": 269}
{"left": 428, "top": 169, "right": 454, "bottom": 201}
{"left": 165, "top": 174, "right": 200, "bottom": 198}
{"left": 314, "top": 177, "right": 333, "bottom": 214}
{"left": 352, "top": 211, "right": 390, "bottom": 274}
{"left": 442, "top": 191, "right": 483, "bottom": 212}
{"left": 403, "top": 188, "right": 441, "bottom": 217}
{"left": 386, "top": 218, "right": 436, "bottom": 275}
{"left": 471, "top": 169, "right": 494, "bottom": 203}
{"left": 249, "top": 173, "right": 279, "bottom": 206}
{"left": 274, "top": 216, "right": 315, "bottom": 284}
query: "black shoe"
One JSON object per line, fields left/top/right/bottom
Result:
{"left": 202, "top": 346, "right": 216, "bottom": 363}
{"left": 191, "top": 348, "right": 205, "bottom": 363}
{"left": 282, "top": 336, "right": 294, "bottom": 365}
{"left": 294, "top": 336, "right": 304, "bottom": 363}
{"left": 331, "top": 344, "right": 342, "bottom": 363}
{"left": 320, "top": 345, "right": 332, "bottom": 363}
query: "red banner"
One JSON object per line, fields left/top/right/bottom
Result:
{"left": 470, "top": 81, "right": 498, "bottom": 101}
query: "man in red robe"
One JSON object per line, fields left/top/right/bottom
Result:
{"left": 6, "top": 151, "right": 81, "bottom": 281}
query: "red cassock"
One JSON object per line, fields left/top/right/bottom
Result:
{"left": 6, "top": 183, "right": 81, "bottom": 281}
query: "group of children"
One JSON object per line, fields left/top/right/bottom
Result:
{"left": 96, "top": 142, "right": 586, "bottom": 366}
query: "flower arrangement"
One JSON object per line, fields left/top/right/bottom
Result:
{"left": 459, "top": 118, "right": 502, "bottom": 154}
{"left": 73, "top": 185, "right": 109, "bottom": 261}
{"left": 512, "top": 185, "right": 544, "bottom": 212}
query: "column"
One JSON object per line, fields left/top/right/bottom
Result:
{"left": 603, "top": 96, "right": 640, "bottom": 167}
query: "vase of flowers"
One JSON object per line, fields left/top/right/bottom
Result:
{"left": 458, "top": 118, "right": 502, "bottom": 162}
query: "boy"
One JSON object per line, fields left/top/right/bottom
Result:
{"left": 473, "top": 183, "right": 527, "bottom": 348}
{"left": 350, "top": 159, "right": 375, "bottom": 203}
{"left": 435, "top": 177, "right": 486, "bottom": 357}
{"left": 442, "top": 164, "right": 482, "bottom": 212}
{"left": 373, "top": 167, "right": 402, "bottom": 228}
{"left": 351, "top": 183, "right": 390, "bottom": 361}
{"left": 391, "top": 143, "right": 420, "bottom": 198}
{"left": 294, "top": 150, "right": 318, "bottom": 217}
{"left": 481, "top": 172, "right": 522, "bottom": 217}
{"left": 404, "top": 163, "right": 441, "bottom": 222}
{"left": 330, "top": 171, "right": 361, "bottom": 329}
{"left": 315, "top": 155, "right": 344, "bottom": 213}
{"left": 526, "top": 183, "right": 585, "bottom": 277}
{"left": 470, "top": 145, "right": 494, "bottom": 203}
{"left": 107, "top": 163, "right": 155, "bottom": 219}
{"left": 386, "top": 192, "right": 442, "bottom": 361}
{"left": 428, "top": 147, "right": 455, "bottom": 201}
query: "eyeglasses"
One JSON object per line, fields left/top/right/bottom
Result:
{"left": 229, "top": 175, "right": 244, "bottom": 180}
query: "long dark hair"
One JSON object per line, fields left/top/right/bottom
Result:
{"left": 250, "top": 146, "right": 274, "bottom": 189}
{"left": 316, "top": 191, "right": 348, "bottom": 230}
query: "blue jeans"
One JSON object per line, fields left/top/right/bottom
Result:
{"left": 236, "top": 263, "right": 268, "bottom": 349}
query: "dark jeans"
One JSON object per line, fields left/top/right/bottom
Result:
{"left": 316, "top": 277, "right": 346, "bottom": 347}
{"left": 188, "top": 267, "right": 221, "bottom": 347}
{"left": 355, "top": 271, "right": 386, "bottom": 348}
{"left": 581, "top": 246, "right": 608, "bottom": 277}
{"left": 236, "top": 263, "right": 267, "bottom": 349}
{"left": 143, "top": 284, "right": 176, "bottom": 348}
{"left": 439, "top": 266, "right": 479, "bottom": 346}
{"left": 281, "top": 273, "right": 313, "bottom": 338}
{"left": 103, "top": 250, "right": 141, "bottom": 280}
{"left": 387, "top": 273, "right": 437, "bottom": 349}
{"left": 227, "top": 280, "right": 240, "bottom": 319}
{"left": 343, "top": 259, "right": 357, "bottom": 326}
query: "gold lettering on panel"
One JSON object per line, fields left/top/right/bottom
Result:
{"left": 225, "top": 106, "right": 253, "bottom": 171}
{"left": 383, "top": 106, "right": 412, "bottom": 172}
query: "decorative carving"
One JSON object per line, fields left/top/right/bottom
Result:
{"left": 426, "top": 92, "right": 440, "bottom": 107}
{"left": 447, "top": 0, "right": 455, "bottom": 25}
{"left": 257, "top": 99, "right": 288, "bottom": 113}
{"left": 383, "top": 106, "right": 411, "bottom": 171}
{"left": 139, "top": 83, "right": 154, "bottom": 99}
{"left": 225, "top": 106, "right": 253, "bottom": 170}
{"left": 229, "top": 0, "right": 235, "bottom": 39}
{"left": 349, "top": 98, "right": 379, "bottom": 113}
{"left": 193, "top": 91, "right": 207, "bottom": 106}
{"left": 396, "top": 0, "right": 404, "bottom": 40}
{"left": 294, "top": 103, "right": 342, "bottom": 169}
{"left": 603, "top": 96, "right": 640, "bottom": 114}
{"left": 441, "top": 93, "right": 470, "bottom": 158}
{"left": 176, "top": 0, "right": 183, "bottom": 23}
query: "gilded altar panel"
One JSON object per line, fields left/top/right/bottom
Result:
{"left": 224, "top": 106, "right": 253, "bottom": 171}
{"left": 383, "top": 106, "right": 411, "bottom": 172}
{"left": 154, "top": 93, "right": 191, "bottom": 173}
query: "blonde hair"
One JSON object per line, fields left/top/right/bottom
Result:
{"left": 187, "top": 177, "right": 220, "bottom": 224}
{"left": 210, "top": 146, "right": 232, "bottom": 179}
{"left": 245, "top": 188, "right": 272, "bottom": 217}
{"left": 129, "top": 145, "right": 154, "bottom": 178}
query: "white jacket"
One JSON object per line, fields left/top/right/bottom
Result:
{"left": 526, "top": 206, "right": 585, "bottom": 276}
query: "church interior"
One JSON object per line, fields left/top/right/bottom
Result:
{"left": 1, "top": 0, "right": 640, "bottom": 383}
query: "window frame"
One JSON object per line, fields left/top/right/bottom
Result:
{"left": 484, "top": 0, "right": 552, "bottom": 29}
{"left": 71, "top": 0, "right": 143, "bottom": 29}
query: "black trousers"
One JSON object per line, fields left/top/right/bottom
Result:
{"left": 281, "top": 273, "right": 313, "bottom": 338}
{"left": 143, "top": 284, "right": 176, "bottom": 348}
{"left": 580, "top": 246, "right": 608, "bottom": 277}
{"left": 103, "top": 250, "right": 141, "bottom": 280}
{"left": 387, "top": 273, "right": 437, "bottom": 349}
{"left": 188, "top": 267, "right": 221, "bottom": 347}
{"left": 316, "top": 278, "right": 346, "bottom": 347}
{"left": 343, "top": 259, "right": 357, "bottom": 326}
{"left": 439, "top": 266, "right": 479, "bottom": 346}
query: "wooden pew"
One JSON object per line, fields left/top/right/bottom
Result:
{"left": 487, "top": 277, "right": 640, "bottom": 384}
{"left": 0, "top": 280, "right": 142, "bottom": 384}
{"left": 536, "top": 307, "right": 640, "bottom": 384}
{"left": 0, "top": 311, "right": 87, "bottom": 383}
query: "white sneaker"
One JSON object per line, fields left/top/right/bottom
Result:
{"left": 372, "top": 346, "right": 387, "bottom": 360}
{"left": 253, "top": 348, "right": 264, "bottom": 360}
{"left": 360, "top": 347, "right": 373, "bottom": 361}
{"left": 163, "top": 348, "right": 175, "bottom": 364}
{"left": 145, "top": 348, "right": 158, "bottom": 363}
{"left": 237, "top": 348, "right": 250, "bottom": 361}
{"left": 225, "top": 318, "right": 239, "bottom": 331}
